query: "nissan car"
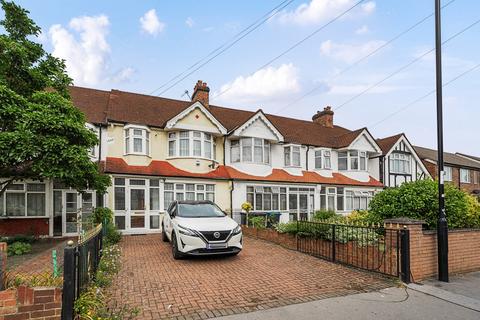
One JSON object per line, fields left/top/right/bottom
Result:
{"left": 162, "top": 200, "right": 242, "bottom": 259}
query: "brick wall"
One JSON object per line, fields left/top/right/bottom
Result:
{"left": 0, "top": 286, "right": 62, "bottom": 320}
{"left": 0, "top": 219, "right": 49, "bottom": 237}
{"left": 421, "top": 160, "right": 480, "bottom": 194}
{"left": 403, "top": 221, "right": 480, "bottom": 281}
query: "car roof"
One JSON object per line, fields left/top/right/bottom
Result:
{"left": 175, "top": 200, "right": 215, "bottom": 205}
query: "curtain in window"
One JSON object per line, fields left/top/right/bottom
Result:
{"left": 242, "top": 139, "right": 252, "bottom": 162}
{"left": 6, "top": 193, "right": 25, "bottom": 216}
{"left": 27, "top": 193, "right": 45, "bottom": 216}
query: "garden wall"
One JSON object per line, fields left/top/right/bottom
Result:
{"left": 403, "top": 220, "right": 480, "bottom": 281}
{"left": 0, "top": 219, "right": 49, "bottom": 237}
{"left": 0, "top": 286, "right": 62, "bottom": 320}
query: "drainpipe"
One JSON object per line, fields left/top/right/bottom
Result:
{"left": 229, "top": 180, "right": 235, "bottom": 218}
{"left": 223, "top": 136, "right": 226, "bottom": 166}
{"left": 306, "top": 146, "right": 310, "bottom": 170}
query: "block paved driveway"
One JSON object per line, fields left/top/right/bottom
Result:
{"left": 108, "top": 235, "right": 392, "bottom": 320}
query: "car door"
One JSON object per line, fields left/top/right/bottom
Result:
{"left": 163, "top": 202, "right": 176, "bottom": 238}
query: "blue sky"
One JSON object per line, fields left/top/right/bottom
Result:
{"left": 6, "top": 0, "right": 480, "bottom": 155}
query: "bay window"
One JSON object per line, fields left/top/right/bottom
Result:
{"left": 345, "top": 190, "right": 374, "bottom": 211}
{"left": 284, "top": 146, "right": 301, "bottom": 167}
{"left": 390, "top": 153, "right": 411, "bottom": 174}
{"left": 125, "top": 126, "right": 150, "bottom": 155}
{"left": 246, "top": 186, "right": 287, "bottom": 211}
{"left": 315, "top": 150, "right": 332, "bottom": 169}
{"left": 231, "top": 138, "right": 270, "bottom": 164}
{"left": 168, "top": 131, "right": 216, "bottom": 160}
{"left": 320, "top": 187, "right": 343, "bottom": 211}
{"left": 338, "top": 150, "right": 367, "bottom": 171}
{"left": 460, "top": 169, "right": 471, "bottom": 183}
{"left": 0, "top": 182, "right": 46, "bottom": 217}
{"left": 164, "top": 183, "right": 215, "bottom": 209}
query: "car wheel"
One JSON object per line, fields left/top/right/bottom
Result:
{"left": 162, "top": 223, "right": 169, "bottom": 242}
{"left": 171, "top": 233, "right": 184, "bottom": 260}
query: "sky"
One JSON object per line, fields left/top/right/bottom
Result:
{"left": 4, "top": 0, "right": 480, "bottom": 156}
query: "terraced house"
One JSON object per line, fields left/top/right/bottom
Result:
{"left": 0, "top": 81, "right": 431, "bottom": 237}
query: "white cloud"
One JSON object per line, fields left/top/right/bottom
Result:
{"left": 328, "top": 83, "right": 398, "bottom": 95}
{"left": 275, "top": 0, "right": 375, "bottom": 25}
{"left": 185, "top": 17, "right": 195, "bottom": 28}
{"left": 140, "top": 9, "right": 165, "bottom": 36}
{"left": 110, "top": 67, "right": 135, "bottom": 83}
{"left": 49, "top": 15, "right": 111, "bottom": 86}
{"left": 320, "top": 39, "right": 386, "bottom": 63}
{"left": 216, "top": 63, "right": 300, "bottom": 104}
{"left": 355, "top": 25, "right": 369, "bottom": 35}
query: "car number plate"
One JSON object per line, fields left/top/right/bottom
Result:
{"left": 207, "top": 243, "right": 227, "bottom": 249}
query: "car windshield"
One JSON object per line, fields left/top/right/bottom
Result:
{"left": 177, "top": 203, "right": 226, "bottom": 218}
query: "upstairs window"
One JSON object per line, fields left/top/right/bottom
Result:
{"left": 85, "top": 123, "right": 99, "bottom": 159}
{"left": 284, "top": 146, "right": 301, "bottom": 167}
{"left": 314, "top": 150, "right": 331, "bottom": 169}
{"left": 168, "top": 131, "right": 216, "bottom": 160}
{"left": 338, "top": 150, "right": 367, "bottom": 171}
{"left": 460, "top": 169, "right": 471, "bottom": 183}
{"left": 444, "top": 166, "right": 452, "bottom": 181}
{"left": 231, "top": 138, "right": 270, "bottom": 164}
{"left": 125, "top": 126, "right": 150, "bottom": 155}
{"left": 390, "top": 153, "right": 411, "bottom": 174}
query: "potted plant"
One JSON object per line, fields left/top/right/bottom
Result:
{"left": 241, "top": 202, "right": 253, "bottom": 227}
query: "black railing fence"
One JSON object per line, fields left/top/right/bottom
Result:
{"left": 62, "top": 223, "right": 104, "bottom": 320}
{"left": 296, "top": 220, "right": 406, "bottom": 278}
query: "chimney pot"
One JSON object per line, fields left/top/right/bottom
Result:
{"left": 192, "top": 80, "right": 210, "bottom": 108}
{"left": 312, "top": 106, "right": 334, "bottom": 128}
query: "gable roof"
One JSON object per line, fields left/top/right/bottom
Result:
{"left": 68, "top": 86, "right": 370, "bottom": 148}
{"left": 230, "top": 109, "right": 284, "bottom": 142}
{"left": 414, "top": 146, "right": 480, "bottom": 169}
{"left": 376, "top": 133, "right": 404, "bottom": 154}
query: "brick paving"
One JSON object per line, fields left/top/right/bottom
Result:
{"left": 109, "top": 235, "right": 393, "bottom": 320}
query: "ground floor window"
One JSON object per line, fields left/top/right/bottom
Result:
{"left": 246, "top": 186, "right": 287, "bottom": 211}
{"left": 0, "top": 182, "right": 46, "bottom": 217}
{"left": 345, "top": 190, "right": 374, "bottom": 211}
{"left": 164, "top": 182, "right": 215, "bottom": 209}
{"left": 320, "top": 187, "right": 344, "bottom": 211}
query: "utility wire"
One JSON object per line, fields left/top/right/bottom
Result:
{"left": 273, "top": 0, "right": 458, "bottom": 115}
{"left": 151, "top": 0, "right": 297, "bottom": 96}
{"left": 369, "top": 61, "right": 480, "bottom": 129}
{"left": 334, "top": 17, "right": 480, "bottom": 111}
{"left": 210, "top": 0, "right": 367, "bottom": 102}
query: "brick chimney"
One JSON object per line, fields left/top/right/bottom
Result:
{"left": 191, "top": 80, "right": 210, "bottom": 108}
{"left": 312, "top": 106, "right": 334, "bottom": 128}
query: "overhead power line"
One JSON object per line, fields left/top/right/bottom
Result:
{"left": 334, "top": 17, "right": 480, "bottom": 112}
{"left": 273, "top": 0, "right": 458, "bottom": 115}
{"left": 369, "top": 61, "right": 480, "bottom": 129}
{"left": 210, "top": 0, "right": 367, "bottom": 102}
{"left": 150, "top": 0, "right": 297, "bottom": 96}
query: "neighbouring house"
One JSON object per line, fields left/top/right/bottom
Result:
{"left": 414, "top": 146, "right": 480, "bottom": 197}
{"left": 375, "top": 134, "right": 431, "bottom": 187}
{"left": 3, "top": 80, "right": 428, "bottom": 237}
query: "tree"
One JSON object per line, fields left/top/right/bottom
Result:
{"left": 0, "top": 0, "right": 110, "bottom": 196}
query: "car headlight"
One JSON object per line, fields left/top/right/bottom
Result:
{"left": 232, "top": 225, "right": 242, "bottom": 235}
{"left": 177, "top": 225, "right": 198, "bottom": 237}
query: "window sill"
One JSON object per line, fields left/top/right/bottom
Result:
{"left": 124, "top": 153, "right": 151, "bottom": 158}
{"left": 232, "top": 161, "right": 271, "bottom": 166}
{"left": 167, "top": 156, "right": 218, "bottom": 163}
{"left": 0, "top": 216, "right": 48, "bottom": 219}
{"left": 284, "top": 165, "right": 302, "bottom": 169}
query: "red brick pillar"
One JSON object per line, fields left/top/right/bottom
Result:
{"left": 0, "top": 242, "right": 6, "bottom": 290}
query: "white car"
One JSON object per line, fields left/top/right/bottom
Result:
{"left": 162, "top": 200, "right": 243, "bottom": 259}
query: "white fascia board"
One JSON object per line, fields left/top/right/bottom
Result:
{"left": 164, "top": 101, "right": 227, "bottom": 134}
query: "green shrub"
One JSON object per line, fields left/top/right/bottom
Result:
{"left": 248, "top": 216, "right": 266, "bottom": 229}
{"left": 276, "top": 222, "right": 298, "bottom": 234}
{"left": 0, "top": 235, "right": 36, "bottom": 245}
{"left": 7, "top": 242, "right": 32, "bottom": 256}
{"left": 346, "top": 210, "right": 382, "bottom": 225}
{"left": 313, "top": 210, "right": 337, "bottom": 221}
{"left": 465, "top": 194, "right": 480, "bottom": 228}
{"left": 369, "top": 179, "right": 471, "bottom": 229}
{"left": 92, "top": 207, "right": 114, "bottom": 225}
{"left": 104, "top": 223, "right": 122, "bottom": 245}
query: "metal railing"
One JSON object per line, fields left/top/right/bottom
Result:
{"left": 61, "top": 223, "right": 104, "bottom": 320}
{"left": 296, "top": 220, "right": 409, "bottom": 280}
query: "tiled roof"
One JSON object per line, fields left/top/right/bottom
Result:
{"left": 69, "top": 86, "right": 364, "bottom": 148}
{"left": 376, "top": 133, "right": 404, "bottom": 153}
{"left": 414, "top": 146, "right": 480, "bottom": 169}
{"left": 105, "top": 157, "right": 383, "bottom": 187}
{"left": 456, "top": 153, "right": 480, "bottom": 163}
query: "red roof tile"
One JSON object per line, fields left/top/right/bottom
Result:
{"left": 376, "top": 133, "right": 404, "bottom": 154}
{"left": 105, "top": 157, "right": 383, "bottom": 187}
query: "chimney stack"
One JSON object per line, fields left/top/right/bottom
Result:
{"left": 192, "top": 80, "right": 210, "bottom": 108}
{"left": 312, "top": 106, "right": 334, "bottom": 128}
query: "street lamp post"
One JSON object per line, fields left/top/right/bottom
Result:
{"left": 435, "top": 0, "right": 449, "bottom": 282}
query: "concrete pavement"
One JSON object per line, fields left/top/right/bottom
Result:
{"left": 213, "top": 286, "right": 480, "bottom": 320}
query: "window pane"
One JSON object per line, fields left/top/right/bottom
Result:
{"left": 255, "top": 193, "right": 262, "bottom": 210}
{"left": 231, "top": 140, "right": 240, "bottom": 162}
{"left": 115, "top": 216, "right": 126, "bottom": 230}
{"left": 7, "top": 184, "right": 23, "bottom": 191}
{"left": 6, "top": 193, "right": 25, "bottom": 216}
{"left": 360, "top": 156, "right": 366, "bottom": 171}
{"left": 280, "top": 194, "right": 287, "bottom": 210}
{"left": 204, "top": 141, "right": 212, "bottom": 158}
{"left": 293, "top": 147, "right": 300, "bottom": 166}
{"left": 242, "top": 139, "right": 252, "bottom": 162}
{"left": 164, "top": 191, "right": 174, "bottom": 209}
{"left": 176, "top": 193, "right": 184, "bottom": 201}
{"left": 272, "top": 194, "right": 279, "bottom": 210}
{"left": 150, "top": 188, "right": 159, "bottom": 210}
{"left": 27, "top": 193, "right": 45, "bottom": 216}
{"left": 130, "top": 189, "right": 145, "bottom": 210}
{"left": 180, "top": 138, "right": 189, "bottom": 156}
{"left": 114, "top": 187, "right": 125, "bottom": 210}
{"left": 315, "top": 151, "right": 322, "bottom": 169}
{"left": 197, "top": 193, "right": 205, "bottom": 201}
{"left": 350, "top": 156, "right": 359, "bottom": 170}
{"left": 133, "top": 129, "right": 142, "bottom": 136}
{"left": 289, "top": 194, "right": 297, "bottom": 210}
{"left": 193, "top": 131, "right": 201, "bottom": 138}
{"left": 264, "top": 142, "right": 270, "bottom": 164}
{"left": 115, "top": 178, "right": 125, "bottom": 185}
{"left": 133, "top": 138, "right": 143, "bottom": 153}
{"left": 169, "top": 140, "right": 176, "bottom": 156}
{"left": 284, "top": 147, "right": 290, "bottom": 166}
{"left": 206, "top": 192, "right": 215, "bottom": 201}
{"left": 193, "top": 140, "right": 202, "bottom": 156}
{"left": 164, "top": 183, "right": 174, "bottom": 190}
{"left": 82, "top": 193, "right": 93, "bottom": 214}
{"left": 254, "top": 145, "right": 263, "bottom": 163}
{"left": 27, "top": 183, "right": 45, "bottom": 192}
{"left": 247, "top": 192, "right": 254, "bottom": 206}
{"left": 130, "top": 179, "right": 145, "bottom": 185}
{"left": 206, "top": 185, "right": 215, "bottom": 191}
{"left": 150, "top": 216, "right": 160, "bottom": 229}
{"left": 125, "top": 137, "right": 130, "bottom": 153}
{"left": 186, "top": 192, "right": 195, "bottom": 200}
{"left": 263, "top": 193, "right": 272, "bottom": 211}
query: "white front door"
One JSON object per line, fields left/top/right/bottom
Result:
{"left": 128, "top": 186, "right": 147, "bottom": 233}
{"left": 60, "top": 190, "right": 96, "bottom": 236}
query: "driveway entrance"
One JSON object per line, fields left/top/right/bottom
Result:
{"left": 109, "top": 235, "right": 391, "bottom": 319}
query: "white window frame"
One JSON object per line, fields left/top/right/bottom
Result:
{"left": 164, "top": 182, "right": 215, "bottom": 209}
{"left": 460, "top": 168, "right": 471, "bottom": 183}
{"left": 345, "top": 190, "right": 374, "bottom": 211}
{"left": 246, "top": 185, "right": 287, "bottom": 212}
{"left": 230, "top": 138, "right": 270, "bottom": 165}
{"left": 124, "top": 125, "right": 150, "bottom": 156}
{"left": 284, "top": 145, "right": 301, "bottom": 167}
{"left": 444, "top": 166, "right": 452, "bottom": 181}
{"left": 85, "top": 123, "right": 99, "bottom": 159}
{"left": 390, "top": 153, "right": 411, "bottom": 174}
{"left": 314, "top": 149, "right": 332, "bottom": 170}
{"left": 338, "top": 150, "right": 368, "bottom": 171}
{"left": 167, "top": 130, "right": 216, "bottom": 160}
{"left": 0, "top": 182, "right": 47, "bottom": 218}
